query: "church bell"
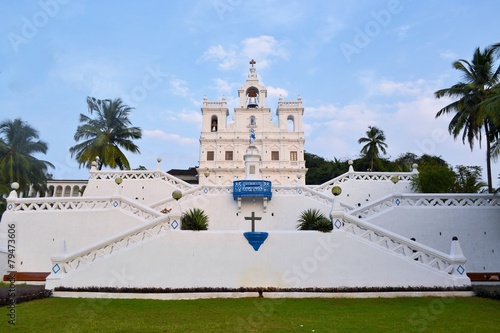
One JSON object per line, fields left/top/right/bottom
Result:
{"left": 247, "top": 97, "right": 258, "bottom": 108}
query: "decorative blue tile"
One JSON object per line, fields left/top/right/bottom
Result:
{"left": 457, "top": 264, "right": 465, "bottom": 275}
{"left": 334, "top": 219, "right": 342, "bottom": 229}
{"left": 203, "top": 188, "right": 209, "bottom": 194}
{"left": 171, "top": 220, "right": 179, "bottom": 229}
{"left": 113, "top": 201, "right": 119, "bottom": 207}
{"left": 52, "top": 264, "right": 61, "bottom": 274}
{"left": 395, "top": 198, "right": 401, "bottom": 206}
{"left": 7, "top": 204, "right": 13, "bottom": 210}
{"left": 297, "top": 189, "right": 302, "bottom": 194}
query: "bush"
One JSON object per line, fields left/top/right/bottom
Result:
{"left": 296, "top": 208, "right": 332, "bottom": 233}
{"left": 181, "top": 208, "right": 209, "bottom": 230}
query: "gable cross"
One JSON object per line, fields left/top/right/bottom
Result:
{"left": 249, "top": 59, "right": 256, "bottom": 67}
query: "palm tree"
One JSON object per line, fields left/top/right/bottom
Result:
{"left": 0, "top": 118, "right": 54, "bottom": 196}
{"left": 296, "top": 208, "right": 332, "bottom": 233}
{"left": 357, "top": 126, "right": 388, "bottom": 171}
{"left": 435, "top": 43, "right": 500, "bottom": 193}
{"left": 181, "top": 208, "right": 209, "bottom": 230}
{"left": 69, "top": 97, "right": 142, "bottom": 170}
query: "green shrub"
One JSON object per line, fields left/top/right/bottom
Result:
{"left": 297, "top": 208, "right": 332, "bottom": 232}
{"left": 181, "top": 208, "right": 209, "bottom": 230}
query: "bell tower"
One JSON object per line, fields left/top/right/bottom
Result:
{"left": 197, "top": 60, "right": 306, "bottom": 186}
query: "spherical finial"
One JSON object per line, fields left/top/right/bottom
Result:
{"left": 96, "top": 156, "right": 100, "bottom": 161}
{"left": 204, "top": 170, "right": 210, "bottom": 178}
{"left": 391, "top": 175, "right": 399, "bottom": 184}
{"left": 296, "top": 173, "right": 302, "bottom": 179}
{"left": 115, "top": 177, "right": 123, "bottom": 185}
{"left": 412, "top": 163, "right": 418, "bottom": 170}
{"left": 172, "top": 190, "right": 182, "bottom": 201}
{"left": 348, "top": 160, "right": 353, "bottom": 166}
{"left": 331, "top": 186, "right": 342, "bottom": 196}
{"left": 11, "top": 182, "right": 19, "bottom": 190}
{"left": 157, "top": 157, "right": 162, "bottom": 163}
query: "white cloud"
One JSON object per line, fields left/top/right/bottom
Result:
{"left": 267, "top": 86, "right": 288, "bottom": 99}
{"left": 376, "top": 79, "right": 428, "bottom": 96}
{"left": 200, "top": 45, "right": 238, "bottom": 70}
{"left": 200, "top": 35, "right": 288, "bottom": 71}
{"left": 144, "top": 129, "right": 198, "bottom": 145}
{"left": 169, "top": 79, "right": 189, "bottom": 96}
{"left": 240, "top": 36, "right": 288, "bottom": 69}
{"left": 176, "top": 109, "right": 202, "bottom": 123}
{"left": 211, "top": 78, "right": 233, "bottom": 95}
{"left": 156, "top": 109, "right": 202, "bottom": 124}
{"left": 357, "top": 72, "right": 443, "bottom": 98}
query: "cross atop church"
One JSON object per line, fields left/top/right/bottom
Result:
{"left": 244, "top": 211, "right": 261, "bottom": 232}
{"left": 249, "top": 59, "right": 256, "bottom": 67}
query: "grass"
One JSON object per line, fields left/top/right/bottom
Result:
{"left": 1, "top": 296, "right": 499, "bottom": 332}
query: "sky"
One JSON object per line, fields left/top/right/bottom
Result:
{"left": 1, "top": 0, "right": 499, "bottom": 184}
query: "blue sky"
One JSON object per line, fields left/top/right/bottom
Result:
{"left": 1, "top": 0, "right": 499, "bottom": 183}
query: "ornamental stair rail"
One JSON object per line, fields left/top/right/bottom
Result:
{"left": 332, "top": 211, "right": 468, "bottom": 280}
{"left": 150, "top": 184, "right": 354, "bottom": 212}
{"left": 150, "top": 185, "right": 233, "bottom": 211}
{"left": 312, "top": 171, "right": 416, "bottom": 194}
{"left": 49, "top": 213, "right": 172, "bottom": 277}
{"left": 6, "top": 195, "right": 162, "bottom": 223}
{"left": 349, "top": 193, "right": 500, "bottom": 219}
{"left": 89, "top": 169, "right": 193, "bottom": 191}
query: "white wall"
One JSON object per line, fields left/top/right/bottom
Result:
{"left": 0, "top": 208, "right": 144, "bottom": 273}
{"left": 46, "top": 230, "right": 467, "bottom": 290}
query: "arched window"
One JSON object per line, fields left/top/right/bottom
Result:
{"left": 250, "top": 116, "right": 256, "bottom": 126}
{"left": 287, "top": 115, "right": 295, "bottom": 132}
{"left": 211, "top": 115, "right": 218, "bottom": 132}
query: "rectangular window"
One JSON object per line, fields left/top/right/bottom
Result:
{"left": 207, "top": 151, "right": 214, "bottom": 161}
{"left": 225, "top": 151, "right": 233, "bottom": 161}
{"left": 290, "top": 151, "right": 298, "bottom": 161}
{"left": 271, "top": 151, "right": 279, "bottom": 161}
{"left": 249, "top": 165, "right": 255, "bottom": 174}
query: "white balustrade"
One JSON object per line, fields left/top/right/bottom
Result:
{"left": 350, "top": 193, "right": 500, "bottom": 219}
{"left": 332, "top": 212, "right": 467, "bottom": 278}
{"left": 89, "top": 169, "right": 193, "bottom": 191}
{"left": 313, "top": 171, "right": 416, "bottom": 194}
{"left": 51, "top": 215, "right": 171, "bottom": 275}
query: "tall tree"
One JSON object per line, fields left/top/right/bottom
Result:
{"left": 435, "top": 43, "right": 500, "bottom": 193}
{"left": 453, "top": 165, "right": 486, "bottom": 193}
{"left": 70, "top": 97, "right": 142, "bottom": 170}
{"left": 0, "top": 118, "right": 54, "bottom": 196}
{"left": 357, "top": 126, "right": 388, "bottom": 171}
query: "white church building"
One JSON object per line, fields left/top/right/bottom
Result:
{"left": 1, "top": 62, "right": 499, "bottom": 293}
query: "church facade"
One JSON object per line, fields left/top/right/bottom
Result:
{"left": 198, "top": 60, "right": 306, "bottom": 185}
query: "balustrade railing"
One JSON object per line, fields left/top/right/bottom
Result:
{"left": 313, "top": 171, "right": 416, "bottom": 194}
{"left": 349, "top": 193, "right": 500, "bottom": 219}
{"left": 89, "top": 169, "right": 193, "bottom": 191}
{"left": 50, "top": 214, "right": 171, "bottom": 276}
{"left": 6, "top": 195, "right": 162, "bottom": 222}
{"left": 332, "top": 212, "right": 467, "bottom": 278}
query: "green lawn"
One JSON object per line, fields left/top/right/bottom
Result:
{"left": 1, "top": 296, "right": 499, "bottom": 332}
